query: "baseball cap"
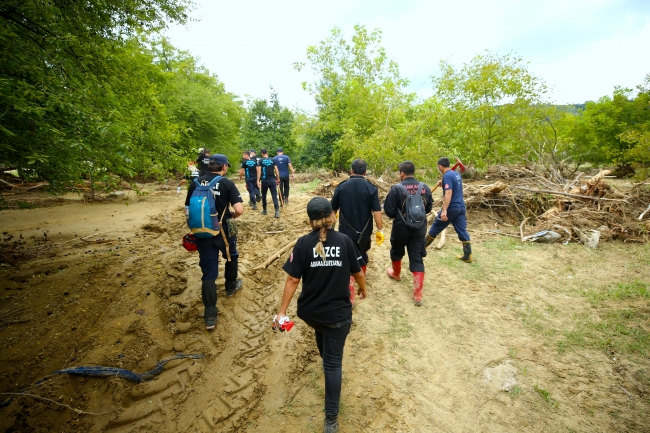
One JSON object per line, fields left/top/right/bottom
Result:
{"left": 307, "top": 197, "right": 332, "bottom": 220}
{"left": 249, "top": 149, "right": 256, "bottom": 153}
{"left": 209, "top": 154, "right": 229, "bottom": 165}
{"left": 277, "top": 147, "right": 283, "bottom": 152}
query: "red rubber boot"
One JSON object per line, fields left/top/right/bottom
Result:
{"left": 348, "top": 276, "right": 356, "bottom": 308}
{"left": 387, "top": 260, "right": 402, "bottom": 281}
{"left": 412, "top": 272, "right": 425, "bottom": 306}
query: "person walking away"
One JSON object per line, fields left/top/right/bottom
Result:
{"left": 196, "top": 148, "right": 211, "bottom": 177}
{"left": 257, "top": 148, "right": 281, "bottom": 218}
{"left": 425, "top": 157, "right": 472, "bottom": 262}
{"left": 249, "top": 149, "right": 262, "bottom": 202}
{"left": 239, "top": 151, "right": 259, "bottom": 210}
{"left": 273, "top": 148, "right": 295, "bottom": 204}
{"left": 331, "top": 159, "right": 383, "bottom": 308}
{"left": 275, "top": 197, "right": 367, "bottom": 433}
{"left": 185, "top": 154, "right": 244, "bottom": 330}
{"left": 383, "top": 161, "right": 433, "bottom": 306}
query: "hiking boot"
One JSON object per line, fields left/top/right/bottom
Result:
{"left": 274, "top": 209, "right": 280, "bottom": 218}
{"left": 261, "top": 209, "right": 267, "bottom": 215}
{"left": 457, "top": 241, "right": 472, "bottom": 263}
{"left": 386, "top": 260, "right": 402, "bottom": 281}
{"left": 323, "top": 415, "right": 338, "bottom": 433}
{"left": 256, "top": 193, "right": 262, "bottom": 201}
{"left": 205, "top": 316, "right": 217, "bottom": 331}
{"left": 284, "top": 196, "right": 289, "bottom": 204}
{"left": 425, "top": 234, "right": 436, "bottom": 248}
{"left": 225, "top": 279, "right": 243, "bottom": 297}
{"left": 412, "top": 272, "right": 424, "bottom": 306}
{"left": 252, "top": 203, "right": 258, "bottom": 210}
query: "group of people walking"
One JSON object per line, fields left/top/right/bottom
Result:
{"left": 184, "top": 153, "right": 471, "bottom": 433}
{"left": 239, "top": 148, "right": 295, "bottom": 218}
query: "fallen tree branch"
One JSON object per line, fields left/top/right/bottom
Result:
{"left": 639, "top": 204, "right": 650, "bottom": 220}
{"left": 254, "top": 240, "right": 297, "bottom": 270}
{"left": 519, "top": 217, "right": 529, "bottom": 242}
{"left": 513, "top": 186, "right": 629, "bottom": 203}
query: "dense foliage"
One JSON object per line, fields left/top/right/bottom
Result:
{"left": 0, "top": 0, "right": 241, "bottom": 193}
{"left": 239, "top": 90, "right": 296, "bottom": 157}
{"left": 293, "top": 26, "right": 649, "bottom": 178}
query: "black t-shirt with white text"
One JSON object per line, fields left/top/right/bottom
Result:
{"left": 283, "top": 229, "right": 363, "bottom": 324}
{"left": 241, "top": 159, "right": 258, "bottom": 179}
{"left": 259, "top": 157, "right": 277, "bottom": 180}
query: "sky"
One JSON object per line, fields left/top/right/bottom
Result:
{"left": 164, "top": 0, "right": 650, "bottom": 112}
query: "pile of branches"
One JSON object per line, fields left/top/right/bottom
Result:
{"left": 465, "top": 168, "right": 650, "bottom": 244}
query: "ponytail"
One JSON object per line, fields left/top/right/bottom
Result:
{"left": 309, "top": 213, "right": 337, "bottom": 262}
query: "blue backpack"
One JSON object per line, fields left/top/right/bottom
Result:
{"left": 187, "top": 176, "right": 223, "bottom": 238}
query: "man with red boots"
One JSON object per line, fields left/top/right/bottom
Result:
{"left": 331, "top": 159, "right": 384, "bottom": 308}
{"left": 383, "top": 161, "right": 433, "bottom": 306}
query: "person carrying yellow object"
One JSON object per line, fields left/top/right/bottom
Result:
{"left": 331, "top": 159, "right": 383, "bottom": 308}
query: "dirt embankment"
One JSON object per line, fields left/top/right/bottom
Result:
{"left": 0, "top": 176, "right": 649, "bottom": 432}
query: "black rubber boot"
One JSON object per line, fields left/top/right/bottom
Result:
{"left": 201, "top": 280, "right": 217, "bottom": 329}
{"left": 457, "top": 241, "right": 472, "bottom": 263}
{"left": 224, "top": 258, "right": 242, "bottom": 297}
{"left": 323, "top": 415, "right": 338, "bottom": 433}
{"left": 252, "top": 203, "right": 257, "bottom": 210}
{"left": 425, "top": 234, "right": 436, "bottom": 248}
{"left": 274, "top": 208, "right": 280, "bottom": 218}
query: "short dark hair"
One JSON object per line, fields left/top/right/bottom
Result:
{"left": 438, "top": 157, "right": 450, "bottom": 168}
{"left": 398, "top": 161, "right": 415, "bottom": 176}
{"left": 260, "top": 148, "right": 268, "bottom": 155}
{"left": 203, "top": 148, "right": 211, "bottom": 155}
{"left": 208, "top": 161, "right": 224, "bottom": 172}
{"left": 243, "top": 151, "right": 250, "bottom": 157}
{"left": 351, "top": 159, "right": 367, "bottom": 175}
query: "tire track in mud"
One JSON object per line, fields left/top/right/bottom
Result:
{"left": 102, "top": 206, "right": 307, "bottom": 432}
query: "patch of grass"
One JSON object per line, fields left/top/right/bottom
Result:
{"left": 387, "top": 310, "right": 413, "bottom": 339}
{"left": 585, "top": 281, "right": 649, "bottom": 303}
{"left": 308, "top": 368, "right": 324, "bottom": 397}
{"left": 520, "top": 306, "right": 555, "bottom": 338}
{"left": 15, "top": 201, "right": 37, "bottom": 209}
{"left": 294, "top": 179, "right": 321, "bottom": 193}
{"left": 509, "top": 385, "right": 522, "bottom": 399}
{"left": 533, "top": 384, "right": 558, "bottom": 408}
{"left": 557, "top": 309, "right": 650, "bottom": 356}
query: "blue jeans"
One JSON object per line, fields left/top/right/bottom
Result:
{"left": 427, "top": 207, "right": 470, "bottom": 241}
{"left": 304, "top": 318, "right": 352, "bottom": 417}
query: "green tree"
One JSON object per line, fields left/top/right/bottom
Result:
{"left": 0, "top": 0, "right": 192, "bottom": 191}
{"left": 295, "top": 25, "right": 413, "bottom": 172}
{"left": 239, "top": 89, "right": 296, "bottom": 156}
{"left": 431, "top": 52, "right": 551, "bottom": 168}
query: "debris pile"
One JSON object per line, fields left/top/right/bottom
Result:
{"left": 464, "top": 167, "right": 650, "bottom": 245}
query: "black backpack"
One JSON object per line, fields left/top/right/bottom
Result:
{"left": 395, "top": 183, "right": 426, "bottom": 229}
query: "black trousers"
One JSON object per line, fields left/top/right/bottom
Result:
{"left": 279, "top": 177, "right": 290, "bottom": 198}
{"left": 389, "top": 221, "right": 426, "bottom": 272}
{"left": 261, "top": 179, "right": 279, "bottom": 209}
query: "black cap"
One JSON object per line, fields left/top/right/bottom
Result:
{"left": 209, "top": 154, "right": 229, "bottom": 165}
{"left": 307, "top": 197, "right": 332, "bottom": 220}
{"left": 277, "top": 147, "right": 283, "bottom": 152}
{"left": 249, "top": 149, "right": 256, "bottom": 154}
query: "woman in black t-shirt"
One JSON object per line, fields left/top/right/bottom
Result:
{"left": 276, "top": 197, "right": 367, "bottom": 433}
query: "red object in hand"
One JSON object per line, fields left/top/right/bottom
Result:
{"left": 273, "top": 315, "right": 294, "bottom": 332}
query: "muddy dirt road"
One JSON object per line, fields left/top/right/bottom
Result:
{"left": 0, "top": 179, "right": 648, "bottom": 432}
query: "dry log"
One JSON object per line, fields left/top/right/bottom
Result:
{"left": 254, "top": 239, "right": 297, "bottom": 270}
{"left": 480, "top": 181, "right": 508, "bottom": 194}
{"left": 519, "top": 217, "right": 529, "bottom": 242}
{"left": 513, "top": 186, "right": 628, "bottom": 203}
{"left": 435, "top": 228, "right": 446, "bottom": 249}
{"left": 639, "top": 204, "right": 650, "bottom": 220}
